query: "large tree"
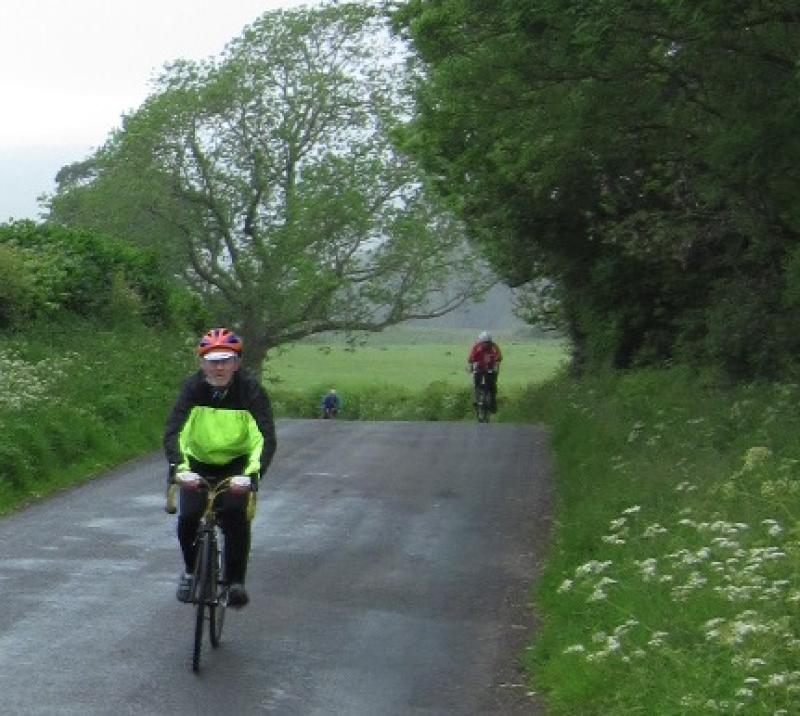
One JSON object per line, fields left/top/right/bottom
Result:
{"left": 48, "top": 2, "right": 488, "bottom": 370}
{"left": 394, "top": 0, "right": 800, "bottom": 378}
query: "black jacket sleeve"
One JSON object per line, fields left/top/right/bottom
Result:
{"left": 163, "top": 373, "right": 199, "bottom": 466}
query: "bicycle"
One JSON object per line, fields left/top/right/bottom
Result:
{"left": 180, "top": 475, "right": 240, "bottom": 673}
{"left": 321, "top": 405, "right": 338, "bottom": 419}
{"left": 473, "top": 369, "right": 495, "bottom": 423}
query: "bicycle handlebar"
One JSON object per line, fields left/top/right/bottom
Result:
{"left": 182, "top": 474, "right": 256, "bottom": 493}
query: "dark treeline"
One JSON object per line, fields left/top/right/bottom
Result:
{"left": 394, "top": 1, "right": 800, "bottom": 381}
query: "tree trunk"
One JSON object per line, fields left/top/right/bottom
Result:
{"left": 240, "top": 323, "right": 270, "bottom": 378}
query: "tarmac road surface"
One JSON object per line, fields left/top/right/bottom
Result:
{"left": 0, "top": 419, "right": 552, "bottom": 715}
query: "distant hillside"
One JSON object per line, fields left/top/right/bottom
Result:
{"left": 407, "top": 283, "right": 529, "bottom": 331}
{"left": 304, "top": 283, "right": 556, "bottom": 344}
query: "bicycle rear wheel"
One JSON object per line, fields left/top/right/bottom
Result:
{"left": 475, "top": 387, "right": 490, "bottom": 423}
{"left": 192, "top": 532, "right": 211, "bottom": 673}
{"left": 209, "top": 530, "right": 226, "bottom": 647}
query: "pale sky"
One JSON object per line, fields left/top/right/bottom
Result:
{"left": 0, "top": 0, "right": 315, "bottom": 222}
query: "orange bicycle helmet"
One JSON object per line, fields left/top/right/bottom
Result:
{"left": 197, "top": 327, "right": 244, "bottom": 357}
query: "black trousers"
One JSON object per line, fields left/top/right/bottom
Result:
{"left": 177, "top": 483, "right": 250, "bottom": 584}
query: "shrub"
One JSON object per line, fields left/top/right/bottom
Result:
{"left": 0, "top": 220, "right": 174, "bottom": 325}
{"left": 0, "top": 319, "right": 190, "bottom": 512}
{"left": 0, "top": 244, "right": 37, "bottom": 327}
{"left": 269, "top": 381, "right": 475, "bottom": 422}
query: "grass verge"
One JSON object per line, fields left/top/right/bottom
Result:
{"left": 520, "top": 367, "right": 800, "bottom": 714}
{"left": 0, "top": 319, "right": 191, "bottom": 513}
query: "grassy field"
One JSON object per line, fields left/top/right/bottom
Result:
{"left": 264, "top": 332, "right": 567, "bottom": 393}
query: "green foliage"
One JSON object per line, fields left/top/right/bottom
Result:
{"left": 47, "top": 154, "right": 183, "bottom": 274}
{"left": 518, "top": 368, "right": 800, "bottom": 713}
{"left": 270, "top": 381, "right": 474, "bottom": 422}
{"left": 166, "top": 288, "right": 211, "bottom": 334}
{"left": 0, "top": 220, "right": 175, "bottom": 326}
{"left": 395, "top": 1, "right": 800, "bottom": 380}
{"left": 0, "top": 244, "right": 38, "bottom": 328}
{"left": 0, "top": 319, "right": 192, "bottom": 512}
{"left": 45, "top": 3, "right": 490, "bottom": 373}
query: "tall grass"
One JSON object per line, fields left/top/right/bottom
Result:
{"left": 0, "top": 319, "right": 192, "bottom": 513}
{"left": 518, "top": 368, "right": 800, "bottom": 714}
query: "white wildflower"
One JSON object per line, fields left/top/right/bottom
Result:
{"left": 563, "top": 644, "right": 585, "bottom": 655}
{"left": 742, "top": 446, "right": 772, "bottom": 470}
{"left": 642, "top": 522, "right": 667, "bottom": 538}
{"left": 767, "top": 673, "right": 787, "bottom": 687}
{"left": 613, "top": 619, "right": 639, "bottom": 635}
{"left": 704, "top": 618, "right": 726, "bottom": 629}
{"left": 636, "top": 558, "right": 658, "bottom": 580}
{"left": 575, "top": 560, "right": 612, "bottom": 577}
{"left": 627, "top": 421, "right": 645, "bottom": 442}
{"left": 587, "top": 577, "right": 617, "bottom": 602}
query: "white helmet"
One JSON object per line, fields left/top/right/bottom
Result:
{"left": 478, "top": 330, "right": 492, "bottom": 343}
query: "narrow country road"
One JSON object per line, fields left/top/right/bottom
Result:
{"left": 0, "top": 419, "right": 552, "bottom": 715}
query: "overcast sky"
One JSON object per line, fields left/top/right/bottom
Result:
{"left": 0, "top": 0, "right": 315, "bottom": 222}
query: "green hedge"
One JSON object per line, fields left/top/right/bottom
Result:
{"left": 0, "top": 320, "right": 192, "bottom": 512}
{"left": 269, "top": 380, "right": 476, "bottom": 421}
{"left": 0, "top": 220, "right": 175, "bottom": 326}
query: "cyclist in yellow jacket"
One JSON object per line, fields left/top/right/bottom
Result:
{"left": 164, "top": 327, "right": 277, "bottom": 608}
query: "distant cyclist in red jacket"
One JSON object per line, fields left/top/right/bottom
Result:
{"left": 467, "top": 331, "right": 503, "bottom": 412}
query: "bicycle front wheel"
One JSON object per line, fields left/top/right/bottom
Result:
{"left": 475, "top": 389, "right": 489, "bottom": 423}
{"left": 192, "top": 531, "right": 212, "bottom": 673}
{"left": 209, "top": 530, "right": 226, "bottom": 647}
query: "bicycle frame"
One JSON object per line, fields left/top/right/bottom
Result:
{"left": 187, "top": 476, "right": 234, "bottom": 673}
{"left": 473, "top": 370, "right": 493, "bottom": 423}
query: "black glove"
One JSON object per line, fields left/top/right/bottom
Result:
{"left": 165, "top": 465, "right": 179, "bottom": 514}
{"left": 247, "top": 472, "right": 260, "bottom": 492}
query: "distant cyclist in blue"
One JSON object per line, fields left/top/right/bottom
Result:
{"left": 321, "top": 388, "right": 341, "bottom": 418}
